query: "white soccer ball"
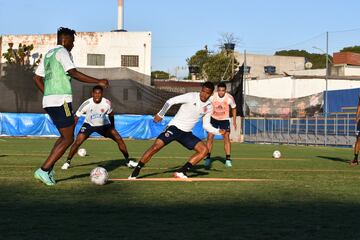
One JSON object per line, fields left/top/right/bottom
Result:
{"left": 77, "top": 148, "right": 87, "bottom": 157}
{"left": 272, "top": 150, "right": 281, "bottom": 159}
{"left": 90, "top": 167, "right": 108, "bottom": 185}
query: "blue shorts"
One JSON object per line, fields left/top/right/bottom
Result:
{"left": 45, "top": 102, "right": 74, "bottom": 129}
{"left": 210, "top": 117, "right": 230, "bottom": 132}
{"left": 157, "top": 125, "right": 201, "bottom": 150}
{"left": 79, "top": 123, "right": 113, "bottom": 138}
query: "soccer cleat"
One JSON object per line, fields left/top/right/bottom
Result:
{"left": 204, "top": 157, "right": 211, "bottom": 168}
{"left": 173, "top": 172, "right": 188, "bottom": 179}
{"left": 61, "top": 162, "right": 71, "bottom": 170}
{"left": 126, "top": 160, "right": 138, "bottom": 168}
{"left": 34, "top": 168, "right": 55, "bottom": 186}
{"left": 225, "top": 160, "right": 232, "bottom": 167}
{"left": 128, "top": 176, "right": 137, "bottom": 180}
{"left": 350, "top": 159, "right": 359, "bottom": 166}
{"left": 49, "top": 169, "right": 56, "bottom": 184}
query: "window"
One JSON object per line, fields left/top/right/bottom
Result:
{"left": 121, "top": 55, "right": 139, "bottom": 67}
{"left": 123, "top": 88, "right": 128, "bottom": 101}
{"left": 87, "top": 54, "right": 105, "bottom": 66}
{"left": 137, "top": 89, "right": 142, "bottom": 101}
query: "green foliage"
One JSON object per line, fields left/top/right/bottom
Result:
{"left": 2, "top": 43, "right": 41, "bottom": 67}
{"left": 186, "top": 49, "right": 209, "bottom": 79}
{"left": 203, "top": 52, "right": 239, "bottom": 82}
{"left": 151, "top": 70, "right": 170, "bottom": 79}
{"left": 275, "top": 49, "right": 332, "bottom": 69}
{"left": 187, "top": 48, "right": 239, "bottom": 82}
{"left": 340, "top": 45, "right": 360, "bottom": 53}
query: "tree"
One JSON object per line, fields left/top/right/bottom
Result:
{"left": 340, "top": 45, "right": 360, "bottom": 54}
{"left": 186, "top": 48, "right": 209, "bottom": 79}
{"left": 275, "top": 49, "right": 332, "bottom": 69}
{"left": 2, "top": 43, "right": 42, "bottom": 112}
{"left": 203, "top": 52, "right": 238, "bottom": 82}
{"left": 151, "top": 70, "right": 170, "bottom": 79}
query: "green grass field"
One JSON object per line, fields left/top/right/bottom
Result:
{"left": 1, "top": 137, "right": 360, "bottom": 240}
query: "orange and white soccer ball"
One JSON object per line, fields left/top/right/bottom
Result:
{"left": 272, "top": 150, "right": 281, "bottom": 159}
{"left": 90, "top": 167, "right": 108, "bottom": 185}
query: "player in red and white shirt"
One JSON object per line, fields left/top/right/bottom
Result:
{"left": 61, "top": 85, "right": 137, "bottom": 170}
{"left": 205, "top": 82, "right": 237, "bottom": 168}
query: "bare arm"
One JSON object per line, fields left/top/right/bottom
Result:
{"left": 67, "top": 69, "right": 109, "bottom": 88}
{"left": 231, "top": 107, "right": 237, "bottom": 129}
{"left": 33, "top": 75, "right": 44, "bottom": 94}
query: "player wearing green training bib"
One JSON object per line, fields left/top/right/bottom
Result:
{"left": 33, "top": 27, "right": 109, "bottom": 186}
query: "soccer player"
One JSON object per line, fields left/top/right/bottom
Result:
{"left": 33, "top": 27, "right": 109, "bottom": 186}
{"left": 129, "top": 82, "right": 225, "bottom": 179}
{"left": 204, "top": 82, "right": 237, "bottom": 168}
{"left": 61, "top": 85, "right": 137, "bottom": 170}
{"left": 351, "top": 97, "right": 360, "bottom": 166}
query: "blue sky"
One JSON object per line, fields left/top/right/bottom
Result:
{"left": 1, "top": 0, "right": 360, "bottom": 77}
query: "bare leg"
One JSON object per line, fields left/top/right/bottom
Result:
{"left": 66, "top": 133, "right": 88, "bottom": 162}
{"left": 107, "top": 128, "right": 129, "bottom": 159}
{"left": 188, "top": 141, "right": 209, "bottom": 166}
{"left": 41, "top": 124, "right": 75, "bottom": 170}
{"left": 223, "top": 132, "right": 231, "bottom": 156}
{"left": 206, "top": 133, "right": 215, "bottom": 158}
{"left": 129, "top": 139, "right": 166, "bottom": 178}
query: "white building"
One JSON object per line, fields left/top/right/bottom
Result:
{"left": 0, "top": 31, "right": 152, "bottom": 84}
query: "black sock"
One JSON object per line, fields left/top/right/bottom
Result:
{"left": 207, "top": 153, "right": 211, "bottom": 159}
{"left": 66, "top": 158, "right": 71, "bottom": 164}
{"left": 355, "top": 154, "right": 358, "bottom": 160}
{"left": 131, "top": 161, "right": 145, "bottom": 177}
{"left": 124, "top": 153, "right": 129, "bottom": 162}
{"left": 226, "top": 155, "right": 231, "bottom": 160}
{"left": 178, "top": 162, "right": 193, "bottom": 174}
{"left": 41, "top": 167, "right": 50, "bottom": 172}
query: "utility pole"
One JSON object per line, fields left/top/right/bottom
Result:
{"left": 324, "top": 31, "right": 329, "bottom": 146}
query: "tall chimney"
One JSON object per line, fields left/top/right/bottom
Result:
{"left": 117, "top": 0, "right": 124, "bottom": 30}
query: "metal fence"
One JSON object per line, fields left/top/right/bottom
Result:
{"left": 242, "top": 110, "right": 357, "bottom": 146}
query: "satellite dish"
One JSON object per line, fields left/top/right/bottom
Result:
{"left": 305, "top": 62, "right": 313, "bottom": 69}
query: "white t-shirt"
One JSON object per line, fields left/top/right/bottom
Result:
{"left": 76, "top": 97, "right": 113, "bottom": 127}
{"left": 157, "top": 92, "right": 221, "bottom": 135}
{"left": 35, "top": 45, "right": 76, "bottom": 108}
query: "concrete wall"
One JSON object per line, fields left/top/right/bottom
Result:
{"left": 245, "top": 76, "right": 360, "bottom": 98}
{"left": 234, "top": 53, "right": 305, "bottom": 79}
{"left": 1, "top": 31, "right": 151, "bottom": 78}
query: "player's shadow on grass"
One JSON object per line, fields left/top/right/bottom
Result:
{"left": 73, "top": 158, "right": 136, "bottom": 169}
{"left": 317, "top": 156, "right": 349, "bottom": 163}
{"left": 57, "top": 158, "right": 134, "bottom": 183}
{"left": 0, "top": 155, "right": 7, "bottom": 158}
{"left": 138, "top": 166, "right": 209, "bottom": 178}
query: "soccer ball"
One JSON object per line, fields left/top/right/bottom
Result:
{"left": 90, "top": 167, "right": 108, "bottom": 185}
{"left": 272, "top": 150, "right": 281, "bottom": 159}
{"left": 77, "top": 148, "right": 87, "bottom": 157}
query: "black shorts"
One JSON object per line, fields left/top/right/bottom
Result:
{"left": 210, "top": 117, "right": 230, "bottom": 132}
{"left": 356, "top": 121, "right": 360, "bottom": 137}
{"left": 157, "top": 125, "right": 201, "bottom": 150}
{"left": 45, "top": 102, "right": 74, "bottom": 129}
{"left": 78, "top": 123, "right": 113, "bottom": 138}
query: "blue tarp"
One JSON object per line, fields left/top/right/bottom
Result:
{"left": 0, "top": 113, "right": 221, "bottom": 140}
{"left": 325, "top": 88, "right": 360, "bottom": 113}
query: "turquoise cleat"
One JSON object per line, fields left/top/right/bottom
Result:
{"left": 225, "top": 160, "right": 232, "bottom": 168}
{"left": 34, "top": 168, "right": 55, "bottom": 186}
{"left": 49, "top": 169, "right": 56, "bottom": 184}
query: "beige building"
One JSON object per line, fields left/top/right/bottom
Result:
{"left": 234, "top": 52, "right": 306, "bottom": 79}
